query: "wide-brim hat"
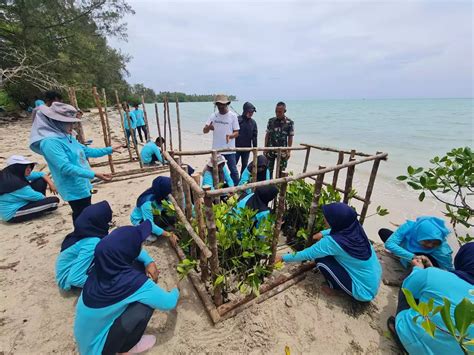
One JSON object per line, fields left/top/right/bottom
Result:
{"left": 39, "top": 102, "right": 81, "bottom": 123}
{"left": 214, "top": 94, "right": 231, "bottom": 105}
{"left": 207, "top": 154, "right": 226, "bottom": 168}
{"left": 6, "top": 155, "right": 36, "bottom": 167}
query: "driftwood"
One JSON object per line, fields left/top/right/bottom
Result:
{"left": 92, "top": 87, "right": 114, "bottom": 174}
{"left": 114, "top": 90, "right": 134, "bottom": 161}
{"left": 270, "top": 172, "right": 288, "bottom": 264}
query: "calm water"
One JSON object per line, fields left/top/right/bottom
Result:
{"left": 145, "top": 99, "right": 473, "bottom": 180}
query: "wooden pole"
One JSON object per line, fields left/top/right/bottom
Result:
{"left": 163, "top": 100, "right": 167, "bottom": 150}
{"left": 359, "top": 153, "right": 382, "bottom": 224}
{"left": 300, "top": 143, "right": 375, "bottom": 158}
{"left": 141, "top": 95, "right": 151, "bottom": 141}
{"left": 123, "top": 101, "right": 143, "bottom": 169}
{"left": 101, "top": 88, "right": 112, "bottom": 146}
{"left": 303, "top": 146, "right": 311, "bottom": 173}
{"left": 270, "top": 172, "right": 288, "bottom": 265}
{"left": 211, "top": 150, "right": 219, "bottom": 190}
{"left": 251, "top": 148, "right": 258, "bottom": 183}
{"left": 175, "top": 97, "right": 182, "bottom": 151}
{"left": 114, "top": 90, "right": 133, "bottom": 161}
{"left": 92, "top": 87, "right": 115, "bottom": 174}
{"left": 343, "top": 150, "right": 356, "bottom": 203}
{"left": 192, "top": 173, "right": 209, "bottom": 283}
{"left": 275, "top": 150, "right": 282, "bottom": 178}
{"left": 68, "top": 87, "right": 86, "bottom": 144}
{"left": 169, "top": 152, "right": 179, "bottom": 202}
{"left": 171, "top": 146, "right": 307, "bottom": 156}
{"left": 306, "top": 167, "right": 325, "bottom": 246}
{"left": 332, "top": 151, "right": 344, "bottom": 188}
{"left": 175, "top": 158, "right": 185, "bottom": 212}
{"left": 154, "top": 103, "right": 162, "bottom": 139}
{"left": 166, "top": 97, "right": 173, "bottom": 151}
{"left": 182, "top": 174, "right": 193, "bottom": 219}
{"left": 161, "top": 150, "right": 204, "bottom": 197}
{"left": 203, "top": 187, "right": 224, "bottom": 306}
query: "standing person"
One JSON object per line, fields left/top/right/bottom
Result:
{"left": 123, "top": 104, "right": 137, "bottom": 147}
{"left": 140, "top": 137, "right": 164, "bottom": 165}
{"left": 276, "top": 203, "right": 382, "bottom": 302}
{"left": 29, "top": 102, "right": 121, "bottom": 221}
{"left": 133, "top": 103, "right": 148, "bottom": 143}
{"left": 202, "top": 94, "right": 240, "bottom": 185}
{"left": 0, "top": 155, "right": 59, "bottom": 223}
{"left": 235, "top": 102, "right": 258, "bottom": 174}
{"left": 387, "top": 243, "right": 474, "bottom": 354}
{"left": 264, "top": 102, "right": 295, "bottom": 177}
{"left": 74, "top": 220, "right": 179, "bottom": 355}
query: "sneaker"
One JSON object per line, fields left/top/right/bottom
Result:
{"left": 146, "top": 235, "right": 157, "bottom": 242}
{"left": 127, "top": 335, "right": 156, "bottom": 354}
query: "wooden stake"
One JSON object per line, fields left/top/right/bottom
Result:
{"left": 192, "top": 173, "right": 209, "bottom": 283}
{"left": 101, "top": 88, "right": 112, "bottom": 146}
{"left": 332, "top": 151, "right": 344, "bottom": 188}
{"left": 171, "top": 146, "right": 307, "bottom": 156}
{"left": 270, "top": 172, "right": 288, "bottom": 264}
{"left": 141, "top": 95, "right": 151, "bottom": 140}
{"left": 303, "top": 146, "right": 311, "bottom": 173}
{"left": 161, "top": 150, "right": 204, "bottom": 197}
{"left": 359, "top": 154, "right": 382, "bottom": 224}
{"left": 306, "top": 167, "right": 325, "bottom": 246}
{"left": 300, "top": 143, "right": 375, "bottom": 158}
{"left": 68, "top": 87, "right": 86, "bottom": 144}
{"left": 203, "top": 187, "right": 223, "bottom": 306}
{"left": 123, "top": 101, "right": 143, "bottom": 169}
{"left": 343, "top": 150, "right": 356, "bottom": 203}
{"left": 275, "top": 150, "right": 282, "bottom": 178}
{"left": 163, "top": 100, "right": 167, "bottom": 150}
{"left": 252, "top": 148, "right": 258, "bottom": 184}
{"left": 211, "top": 150, "right": 219, "bottom": 190}
{"left": 114, "top": 90, "right": 133, "bottom": 161}
{"left": 154, "top": 103, "right": 162, "bottom": 139}
{"left": 182, "top": 165, "right": 193, "bottom": 219}
{"left": 175, "top": 97, "right": 182, "bottom": 151}
{"left": 92, "top": 87, "right": 115, "bottom": 174}
{"left": 166, "top": 97, "right": 173, "bottom": 151}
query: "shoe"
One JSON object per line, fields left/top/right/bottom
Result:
{"left": 146, "top": 235, "right": 157, "bottom": 242}
{"left": 127, "top": 335, "right": 156, "bottom": 354}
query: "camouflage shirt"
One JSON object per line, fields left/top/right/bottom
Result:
{"left": 266, "top": 116, "right": 295, "bottom": 147}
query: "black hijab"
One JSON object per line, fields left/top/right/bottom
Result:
{"left": 0, "top": 163, "right": 32, "bottom": 195}
{"left": 247, "top": 155, "right": 268, "bottom": 182}
{"left": 246, "top": 186, "right": 279, "bottom": 213}
{"left": 452, "top": 242, "right": 474, "bottom": 285}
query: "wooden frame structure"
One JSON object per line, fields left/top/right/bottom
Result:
{"left": 162, "top": 145, "right": 387, "bottom": 323}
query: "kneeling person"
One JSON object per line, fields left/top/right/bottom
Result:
{"left": 140, "top": 137, "right": 165, "bottom": 166}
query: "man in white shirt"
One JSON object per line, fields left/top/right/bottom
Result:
{"left": 203, "top": 94, "right": 240, "bottom": 185}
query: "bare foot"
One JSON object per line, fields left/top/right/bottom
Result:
{"left": 321, "top": 284, "right": 337, "bottom": 297}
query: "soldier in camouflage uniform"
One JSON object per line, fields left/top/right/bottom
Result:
{"left": 264, "top": 102, "right": 294, "bottom": 177}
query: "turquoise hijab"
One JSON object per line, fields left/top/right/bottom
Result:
{"left": 405, "top": 216, "right": 450, "bottom": 254}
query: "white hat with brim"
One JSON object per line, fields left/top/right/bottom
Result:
{"left": 207, "top": 155, "right": 226, "bottom": 168}
{"left": 214, "top": 94, "right": 231, "bottom": 105}
{"left": 39, "top": 102, "right": 81, "bottom": 123}
{"left": 6, "top": 155, "right": 36, "bottom": 167}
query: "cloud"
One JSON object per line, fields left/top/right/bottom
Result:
{"left": 109, "top": 0, "right": 473, "bottom": 99}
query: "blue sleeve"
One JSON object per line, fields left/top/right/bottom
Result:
{"left": 27, "top": 171, "right": 45, "bottom": 182}
{"left": 41, "top": 139, "right": 95, "bottom": 179}
{"left": 10, "top": 186, "right": 45, "bottom": 201}
{"left": 238, "top": 168, "right": 251, "bottom": 186}
{"left": 66, "top": 239, "right": 99, "bottom": 288}
{"left": 83, "top": 145, "right": 112, "bottom": 159}
{"left": 321, "top": 228, "right": 331, "bottom": 236}
{"left": 282, "top": 237, "right": 339, "bottom": 263}
{"left": 266, "top": 169, "right": 270, "bottom": 180}
{"left": 223, "top": 167, "right": 234, "bottom": 187}
{"left": 384, "top": 223, "right": 415, "bottom": 262}
{"left": 202, "top": 171, "right": 214, "bottom": 190}
{"left": 152, "top": 145, "right": 163, "bottom": 163}
{"left": 401, "top": 267, "right": 427, "bottom": 299}
{"left": 137, "top": 249, "right": 154, "bottom": 266}
{"left": 138, "top": 280, "right": 180, "bottom": 311}
{"left": 140, "top": 202, "right": 164, "bottom": 236}
{"left": 432, "top": 242, "right": 454, "bottom": 271}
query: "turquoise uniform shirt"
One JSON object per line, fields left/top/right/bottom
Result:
{"left": 0, "top": 172, "right": 46, "bottom": 221}
{"left": 34, "top": 99, "right": 45, "bottom": 107}
{"left": 39, "top": 137, "right": 112, "bottom": 201}
{"left": 140, "top": 141, "right": 163, "bottom": 165}
{"left": 236, "top": 193, "right": 270, "bottom": 228}
{"left": 202, "top": 168, "right": 234, "bottom": 190}
{"left": 56, "top": 238, "right": 154, "bottom": 291}
{"left": 134, "top": 109, "right": 146, "bottom": 126}
{"left": 282, "top": 232, "right": 382, "bottom": 301}
{"left": 396, "top": 267, "right": 474, "bottom": 355}
{"left": 74, "top": 280, "right": 179, "bottom": 355}
{"left": 123, "top": 111, "right": 137, "bottom": 130}
{"left": 130, "top": 200, "right": 165, "bottom": 236}
{"left": 238, "top": 167, "right": 271, "bottom": 194}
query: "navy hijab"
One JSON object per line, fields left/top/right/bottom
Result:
{"left": 136, "top": 176, "right": 172, "bottom": 208}
{"left": 246, "top": 186, "right": 278, "bottom": 213}
{"left": 82, "top": 220, "right": 152, "bottom": 308}
{"left": 452, "top": 243, "right": 474, "bottom": 285}
{"left": 322, "top": 203, "right": 372, "bottom": 260}
{"left": 247, "top": 155, "right": 268, "bottom": 182}
{"left": 60, "top": 201, "right": 112, "bottom": 252}
{"left": 0, "top": 163, "right": 32, "bottom": 194}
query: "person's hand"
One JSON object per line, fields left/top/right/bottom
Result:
{"left": 208, "top": 123, "right": 215, "bottom": 131}
{"left": 48, "top": 182, "right": 58, "bottom": 195}
{"left": 112, "top": 144, "right": 123, "bottom": 153}
{"left": 411, "top": 256, "right": 425, "bottom": 269}
{"left": 95, "top": 172, "right": 112, "bottom": 181}
{"left": 145, "top": 262, "right": 160, "bottom": 283}
{"left": 274, "top": 255, "right": 283, "bottom": 264}
{"left": 166, "top": 232, "right": 179, "bottom": 248}
{"left": 226, "top": 134, "right": 234, "bottom": 143}
{"left": 419, "top": 255, "right": 433, "bottom": 268}
{"left": 312, "top": 232, "right": 323, "bottom": 241}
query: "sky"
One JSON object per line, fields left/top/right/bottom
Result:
{"left": 109, "top": 0, "right": 473, "bottom": 100}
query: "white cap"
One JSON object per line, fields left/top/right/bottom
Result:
{"left": 5, "top": 155, "right": 36, "bottom": 167}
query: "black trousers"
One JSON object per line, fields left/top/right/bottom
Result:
{"left": 137, "top": 125, "right": 148, "bottom": 142}
{"left": 9, "top": 179, "right": 59, "bottom": 223}
{"left": 315, "top": 255, "right": 354, "bottom": 297}
{"left": 378, "top": 228, "right": 439, "bottom": 267}
{"left": 102, "top": 302, "right": 154, "bottom": 355}
{"left": 69, "top": 196, "right": 92, "bottom": 222}
{"left": 235, "top": 151, "right": 250, "bottom": 175}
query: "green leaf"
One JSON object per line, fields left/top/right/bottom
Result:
{"left": 421, "top": 319, "right": 436, "bottom": 338}
{"left": 402, "top": 288, "right": 419, "bottom": 312}
{"left": 407, "top": 166, "right": 415, "bottom": 174}
{"left": 407, "top": 181, "right": 423, "bottom": 190}
{"left": 418, "top": 191, "right": 425, "bottom": 201}
{"left": 397, "top": 175, "right": 408, "bottom": 181}
{"left": 214, "top": 275, "right": 225, "bottom": 287}
{"left": 454, "top": 298, "right": 474, "bottom": 336}
{"left": 440, "top": 298, "right": 457, "bottom": 336}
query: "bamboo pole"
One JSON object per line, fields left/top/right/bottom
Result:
{"left": 205, "top": 152, "right": 388, "bottom": 197}
{"left": 303, "top": 146, "right": 311, "bottom": 173}
{"left": 270, "top": 172, "right": 288, "bottom": 265}
{"left": 101, "top": 88, "right": 112, "bottom": 146}
{"left": 167, "top": 194, "right": 212, "bottom": 258}
{"left": 251, "top": 148, "right": 258, "bottom": 183}
{"left": 161, "top": 150, "right": 204, "bottom": 197}
{"left": 306, "top": 167, "right": 325, "bottom": 246}
{"left": 332, "top": 151, "right": 344, "bottom": 188}
{"left": 359, "top": 154, "right": 382, "bottom": 224}
{"left": 171, "top": 146, "right": 308, "bottom": 156}
{"left": 275, "top": 150, "right": 282, "bottom": 178}
{"left": 114, "top": 90, "right": 133, "bottom": 161}
{"left": 175, "top": 97, "right": 182, "bottom": 151}
{"left": 92, "top": 87, "right": 115, "bottom": 174}
{"left": 203, "top": 187, "right": 223, "bottom": 306}
{"left": 123, "top": 101, "right": 143, "bottom": 169}
{"left": 141, "top": 95, "right": 151, "bottom": 141}
{"left": 343, "top": 150, "right": 356, "bottom": 203}
{"left": 154, "top": 103, "right": 162, "bottom": 139}
{"left": 166, "top": 97, "right": 173, "bottom": 151}
{"left": 192, "top": 173, "right": 209, "bottom": 283}
{"left": 163, "top": 100, "right": 167, "bottom": 150}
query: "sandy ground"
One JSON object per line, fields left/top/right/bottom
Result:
{"left": 0, "top": 108, "right": 450, "bottom": 354}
